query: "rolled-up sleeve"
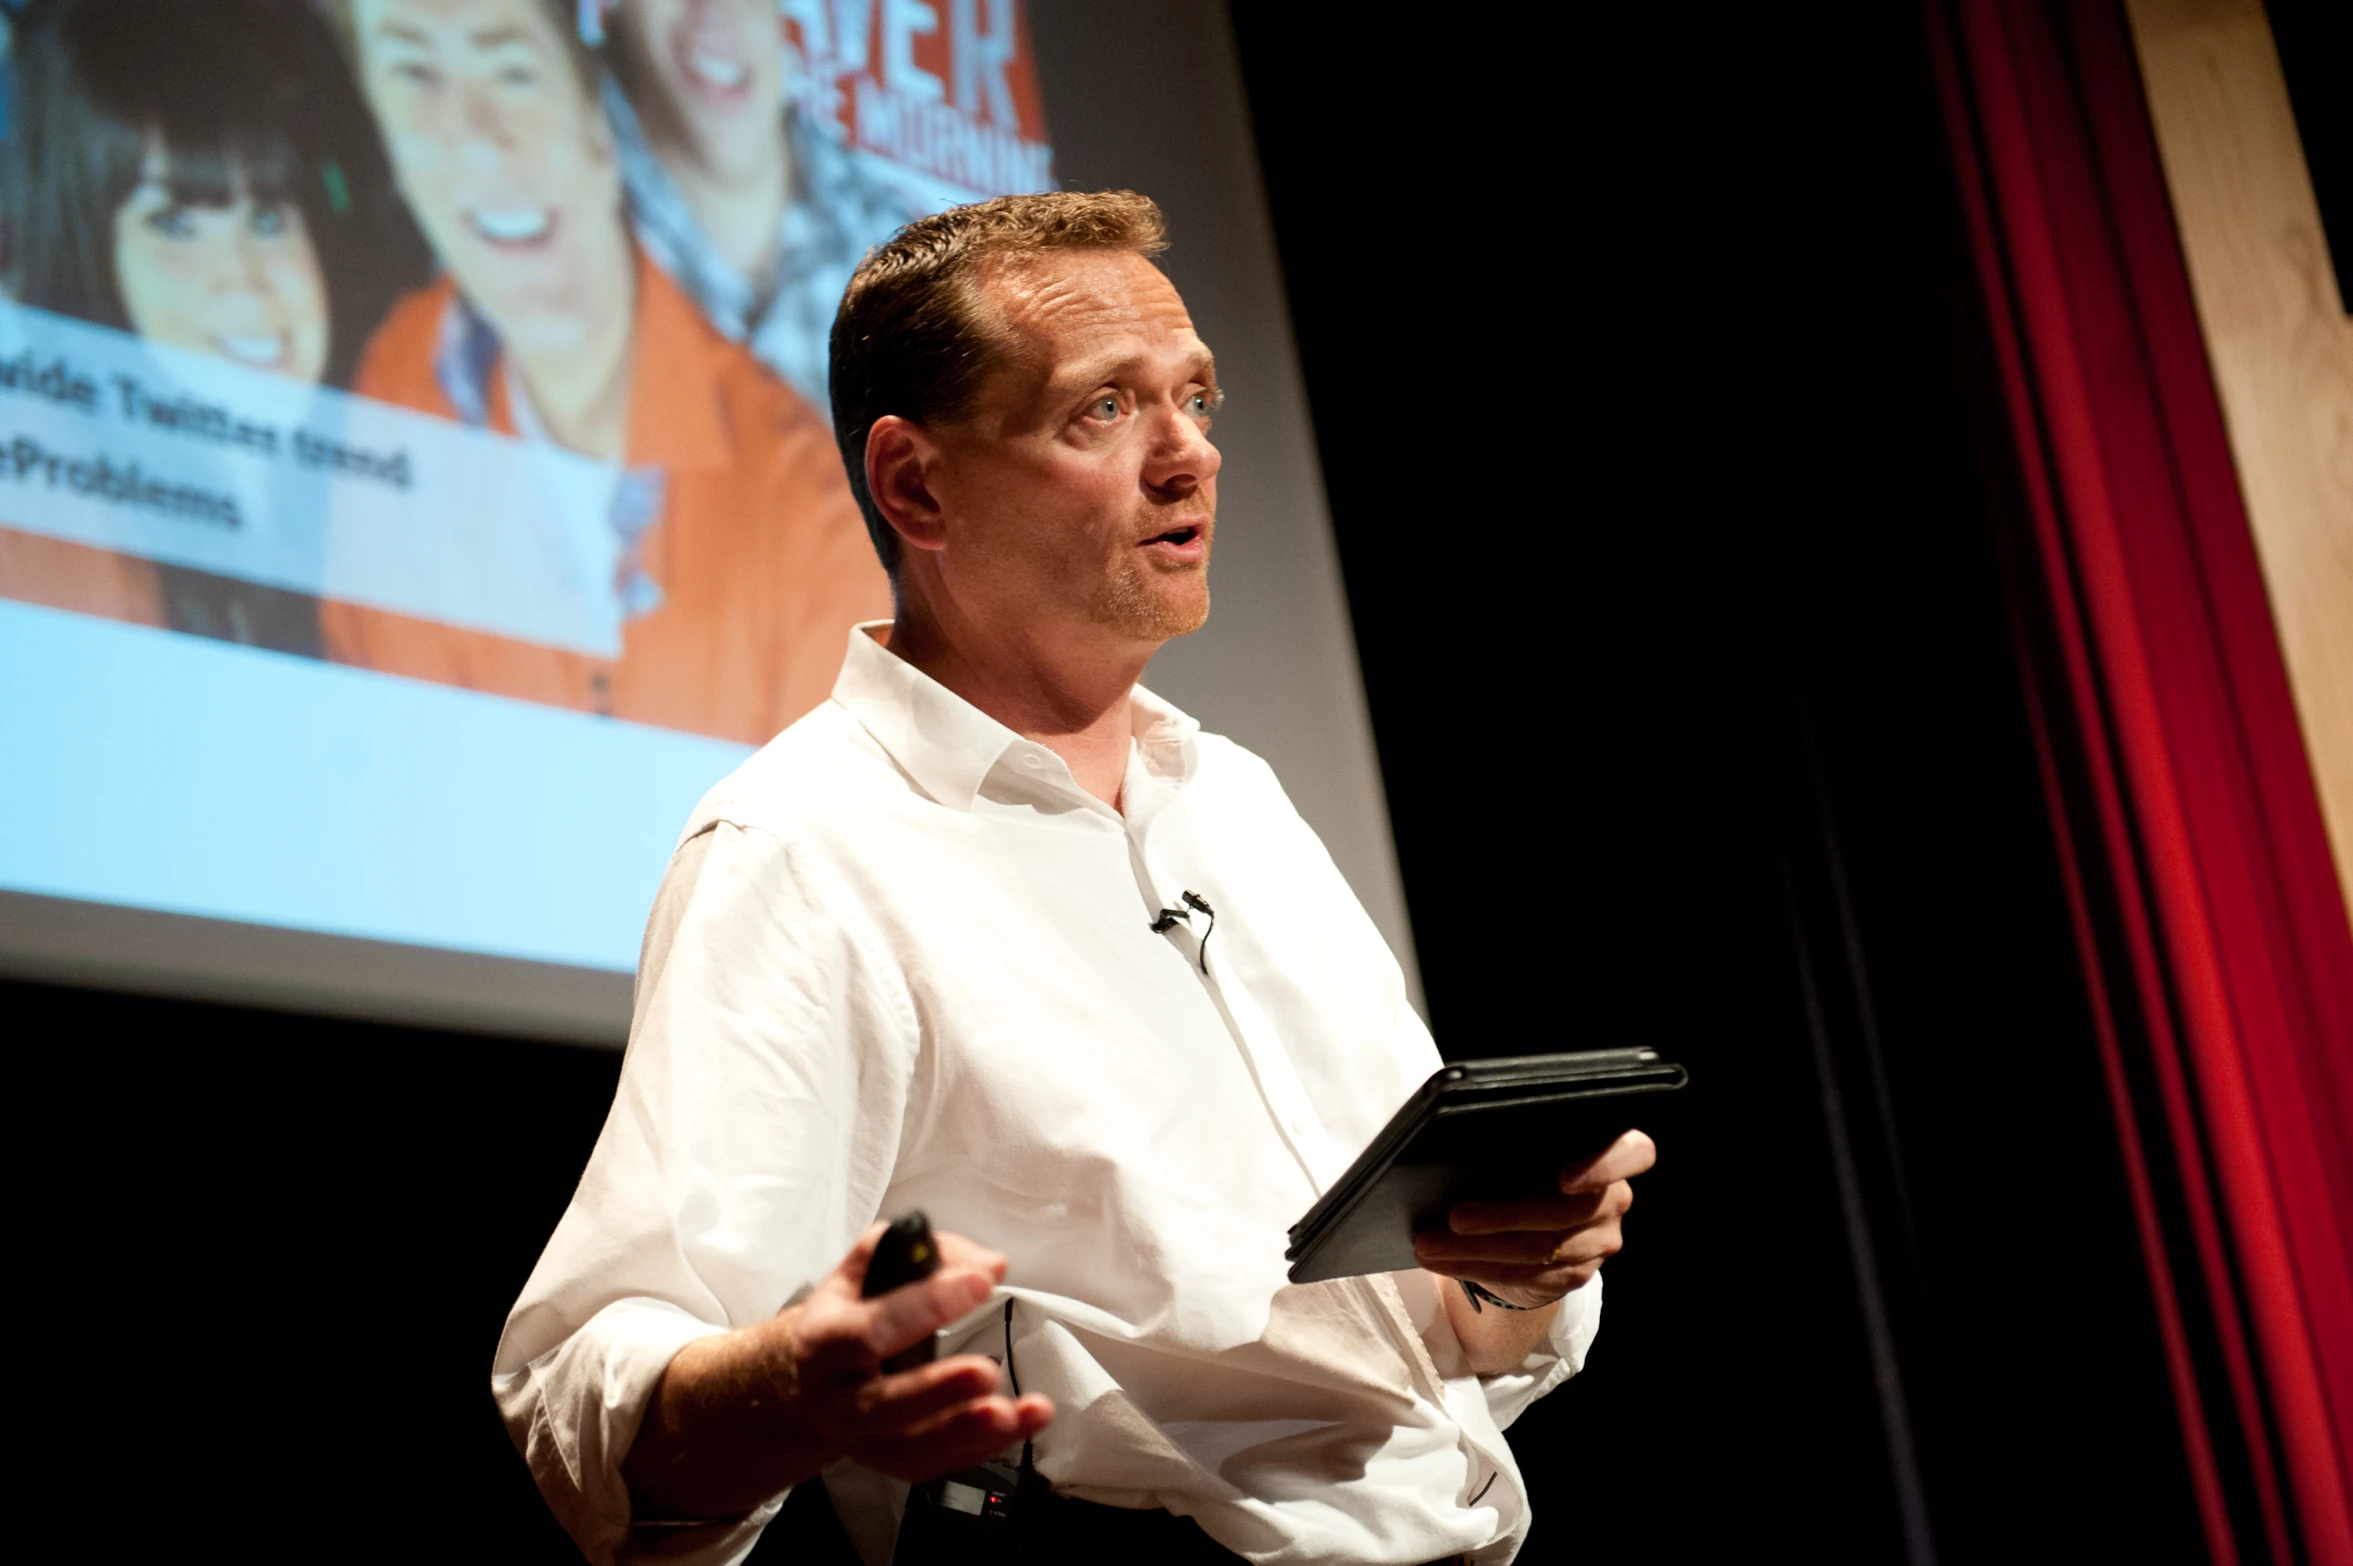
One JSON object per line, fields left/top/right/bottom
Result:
{"left": 490, "top": 819, "right": 918, "bottom": 1566}
{"left": 1480, "top": 1269, "right": 1603, "bottom": 1430}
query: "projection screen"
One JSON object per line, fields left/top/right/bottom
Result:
{"left": 0, "top": 0, "right": 1411, "bottom": 1041}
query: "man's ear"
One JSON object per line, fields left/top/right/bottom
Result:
{"left": 864, "top": 416, "right": 949, "bottom": 557}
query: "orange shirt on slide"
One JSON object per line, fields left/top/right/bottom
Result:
{"left": 0, "top": 527, "right": 166, "bottom": 628}
{"left": 322, "top": 254, "right": 891, "bottom": 746}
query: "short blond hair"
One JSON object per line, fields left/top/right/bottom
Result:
{"left": 829, "top": 190, "right": 1169, "bottom": 574}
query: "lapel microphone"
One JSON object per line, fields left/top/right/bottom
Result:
{"left": 1150, "top": 891, "right": 1217, "bottom": 974}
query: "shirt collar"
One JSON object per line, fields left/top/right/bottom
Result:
{"left": 1127, "top": 678, "right": 1201, "bottom": 786}
{"left": 432, "top": 291, "right": 502, "bottom": 429}
{"left": 830, "top": 623, "right": 1201, "bottom": 813}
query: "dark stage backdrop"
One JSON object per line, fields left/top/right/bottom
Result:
{"left": 7, "top": 4, "right": 2214, "bottom": 1564}
{"left": 1228, "top": 1, "right": 2208, "bottom": 1562}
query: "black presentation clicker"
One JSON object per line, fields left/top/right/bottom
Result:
{"left": 862, "top": 1211, "right": 942, "bottom": 1374}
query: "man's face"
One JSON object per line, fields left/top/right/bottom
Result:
{"left": 925, "top": 249, "right": 1221, "bottom": 647}
{"left": 354, "top": 0, "right": 626, "bottom": 353}
{"left": 612, "top": 0, "right": 784, "bottom": 185}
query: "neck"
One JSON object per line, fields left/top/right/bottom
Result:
{"left": 512, "top": 259, "right": 638, "bottom": 462}
{"left": 660, "top": 130, "right": 788, "bottom": 288}
{"left": 888, "top": 585, "right": 1155, "bottom": 812}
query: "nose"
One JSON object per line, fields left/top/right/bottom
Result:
{"left": 1141, "top": 400, "right": 1221, "bottom": 500}
{"left": 208, "top": 223, "right": 277, "bottom": 311}
{"left": 456, "top": 76, "right": 519, "bottom": 158}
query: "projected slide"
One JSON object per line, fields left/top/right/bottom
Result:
{"left": 0, "top": 0, "right": 1052, "bottom": 984}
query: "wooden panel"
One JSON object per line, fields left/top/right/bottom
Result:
{"left": 2126, "top": 0, "right": 2353, "bottom": 910}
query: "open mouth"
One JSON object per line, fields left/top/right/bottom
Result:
{"left": 685, "top": 50, "right": 750, "bottom": 92}
{"left": 212, "top": 333, "right": 287, "bottom": 368}
{"left": 1140, "top": 520, "right": 1210, "bottom": 562}
{"left": 674, "top": 27, "right": 755, "bottom": 107}
{"left": 466, "top": 206, "right": 556, "bottom": 248}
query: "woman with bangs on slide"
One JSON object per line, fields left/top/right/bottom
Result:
{"left": 326, "top": 0, "right": 889, "bottom": 744}
{"left": 0, "top": 0, "right": 424, "bottom": 651}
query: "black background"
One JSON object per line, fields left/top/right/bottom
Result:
{"left": 1228, "top": 4, "right": 2200, "bottom": 1560}
{"left": 11, "top": 3, "right": 2216, "bottom": 1561}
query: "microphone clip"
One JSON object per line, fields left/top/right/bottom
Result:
{"left": 1149, "top": 890, "right": 1217, "bottom": 974}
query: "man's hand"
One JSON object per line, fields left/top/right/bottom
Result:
{"left": 1414, "top": 1130, "right": 1658, "bottom": 1374}
{"left": 788, "top": 1225, "right": 1054, "bottom": 1478}
{"left": 622, "top": 1225, "right": 1054, "bottom": 1521}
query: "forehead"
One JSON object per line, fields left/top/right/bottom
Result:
{"left": 356, "top": 0, "right": 565, "bottom": 55}
{"left": 981, "top": 249, "right": 1204, "bottom": 378}
{"left": 627, "top": 0, "right": 765, "bottom": 28}
{"left": 129, "top": 141, "right": 250, "bottom": 191}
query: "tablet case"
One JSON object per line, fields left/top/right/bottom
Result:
{"left": 1284, "top": 1048, "right": 1688, "bottom": 1284}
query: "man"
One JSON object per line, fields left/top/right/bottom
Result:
{"left": 323, "top": 0, "right": 889, "bottom": 743}
{"left": 599, "top": 0, "right": 916, "bottom": 408}
{"left": 495, "top": 191, "right": 1656, "bottom": 1564}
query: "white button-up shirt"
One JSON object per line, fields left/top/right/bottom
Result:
{"left": 494, "top": 627, "right": 1600, "bottom": 1566}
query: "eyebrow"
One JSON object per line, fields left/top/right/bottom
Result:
{"left": 371, "top": 21, "right": 538, "bottom": 50}
{"left": 1057, "top": 347, "right": 1218, "bottom": 396}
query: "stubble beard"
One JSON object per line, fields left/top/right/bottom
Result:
{"left": 1089, "top": 552, "right": 1211, "bottom": 641}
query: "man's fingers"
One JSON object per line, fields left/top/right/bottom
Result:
{"left": 1419, "top": 1224, "right": 1623, "bottom": 1285}
{"left": 930, "top": 1230, "right": 1011, "bottom": 1280}
{"left": 823, "top": 1225, "right": 1008, "bottom": 1301}
{"left": 855, "top": 1354, "right": 1005, "bottom": 1433}
{"left": 1558, "top": 1130, "right": 1657, "bottom": 1194}
{"left": 1447, "top": 1188, "right": 1616, "bottom": 1235}
{"left": 898, "top": 1391, "right": 1054, "bottom": 1450}
{"left": 1419, "top": 1210, "right": 1625, "bottom": 1266}
{"left": 1418, "top": 1231, "right": 1562, "bottom": 1266}
{"left": 857, "top": 1393, "right": 1056, "bottom": 1483}
{"left": 1421, "top": 1256, "right": 1607, "bottom": 1296}
{"left": 1418, "top": 1224, "right": 1618, "bottom": 1267}
{"left": 862, "top": 1264, "right": 999, "bottom": 1360}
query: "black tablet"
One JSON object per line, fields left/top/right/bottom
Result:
{"left": 1284, "top": 1048, "right": 1687, "bottom": 1284}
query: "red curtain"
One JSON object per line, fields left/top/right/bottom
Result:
{"left": 1925, "top": 3, "right": 2353, "bottom": 1562}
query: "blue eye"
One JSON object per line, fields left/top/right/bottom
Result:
{"left": 249, "top": 205, "right": 289, "bottom": 238}
{"left": 1094, "top": 396, "right": 1120, "bottom": 420}
{"left": 143, "top": 207, "right": 196, "bottom": 240}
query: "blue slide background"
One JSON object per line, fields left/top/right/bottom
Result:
{"left": 0, "top": 598, "right": 752, "bottom": 971}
